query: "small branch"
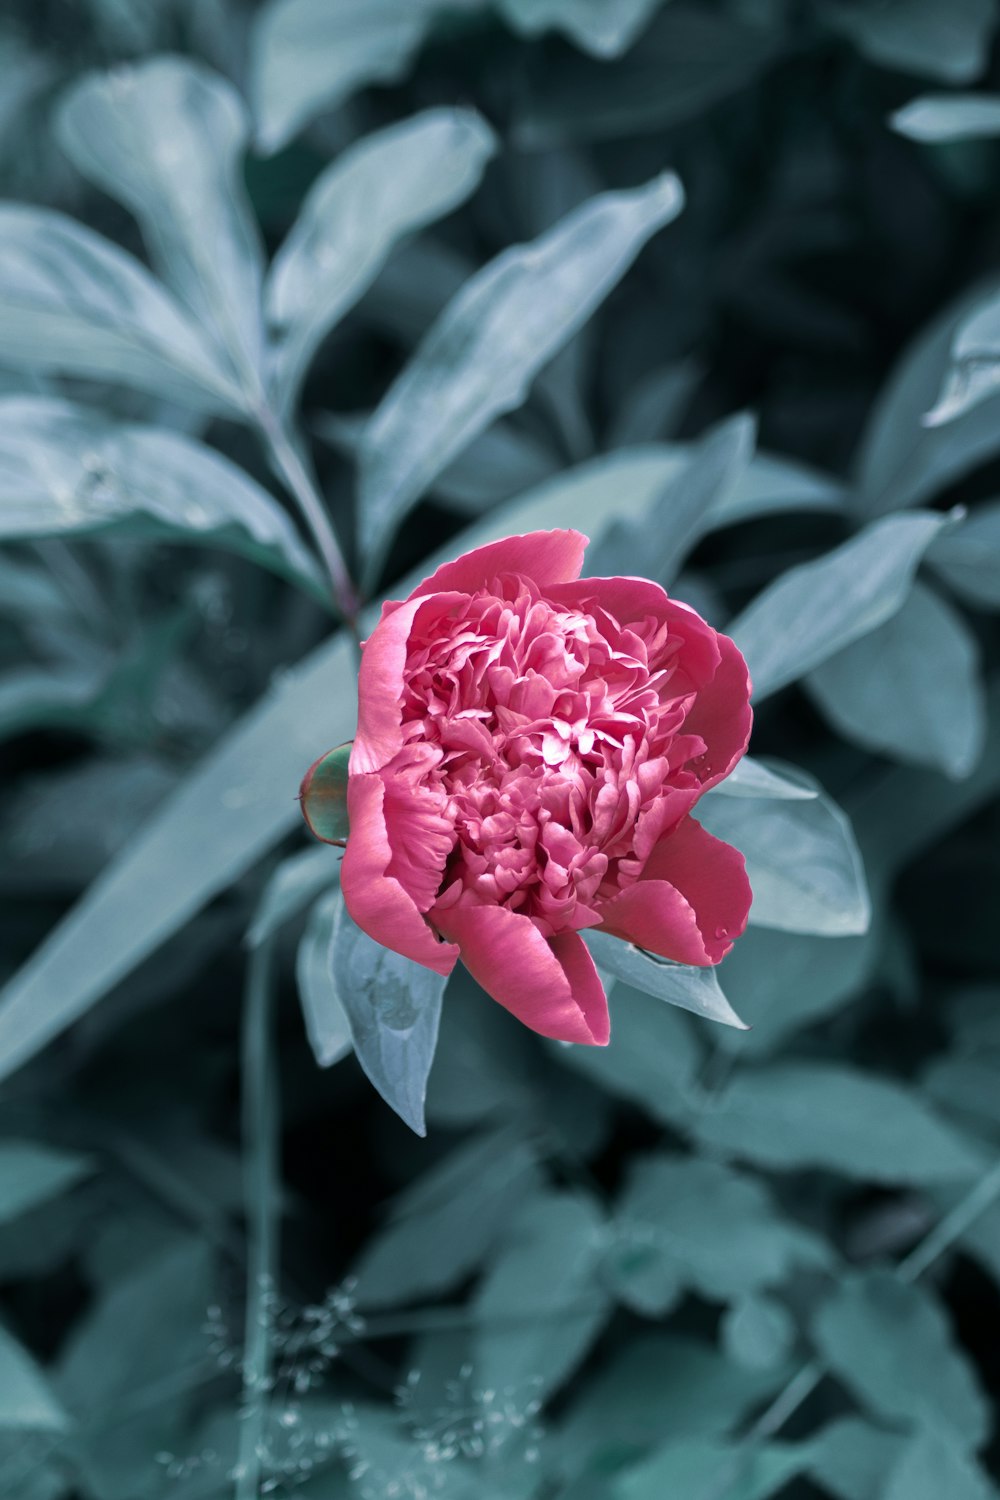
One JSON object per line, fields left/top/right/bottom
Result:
{"left": 898, "top": 1158, "right": 1000, "bottom": 1284}
{"left": 235, "top": 935, "right": 280, "bottom": 1500}
{"left": 255, "top": 405, "right": 360, "bottom": 641}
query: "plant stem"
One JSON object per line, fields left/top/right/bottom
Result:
{"left": 255, "top": 404, "right": 360, "bottom": 640}
{"left": 235, "top": 935, "right": 280, "bottom": 1500}
{"left": 898, "top": 1159, "right": 1000, "bottom": 1283}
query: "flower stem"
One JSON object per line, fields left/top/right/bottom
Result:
{"left": 236, "top": 934, "right": 279, "bottom": 1500}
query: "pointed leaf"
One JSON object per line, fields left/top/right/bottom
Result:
{"left": 929, "top": 498, "right": 1000, "bottom": 608}
{"left": 268, "top": 108, "right": 496, "bottom": 412}
{"left": 892, "top": 92, "right": 1000, "bottom": 141}
{"left": 58, "top": 57, "right": 265, "bottom": 393}
{"left": 357, "top": 172, "right": 684, "bottom": 563}
{"left": 0, "top": 1141, "right": 93, "bottom": 1226}
{"left": 0, "top": 1325, "right": 69, "bottom": 1433}
{"left": 585, "top": 930, "right": 747, "bottom": 1029}
{"left": 296, "top": 889, "right": 352, "bottom": 1068}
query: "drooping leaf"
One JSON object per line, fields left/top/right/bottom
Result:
{"left": 328, "top": 893, "right": 447, "bottom": 1135}
{"left": 295, "top": 888, "right": 353, "bottom": 1069}
{"left": 812, "top": 1270, "right": 989, "bottom": 1449}
{"left": 0, "top": 205, "right": 242, "bottom": 413}
{"left": 499, "top": 0, "right": 666, "bottom": 59}
{"left": 892, "top": 92, "right": 1000, "bottom": 141}
{"left": 267, "top": 108, "right": 496, "bottom": 413}
{"left": 352, "top": 1130, "right": 542, "bottom": 1308}
{"left": 0, "top": 1326, "right": 68, "bottom": 1433}
{"left": 473, "top": 1189, "right": 612, "bottom": 1400}
{"left": 820, "top": 0, "right": 996, "bottom": 83}
{"left": 299, "top": 742, "right": 351, "bottom": 844}
{"left": 57, "top": 57, "right": 265, "bottom": 395}
{"left": 514, "top": 5, "right": 780, "bottom": 146}
{"left": 0, "top": 396, "right": 325, "bottom": 596}
{"left": 0, "top": 1141, "right": 93, "bottom": 1226}
{"left": 698, "top": 777, "right": 871, "bottom": 937}
{"left": 929, "top": 499, "right": 1000, "bottom": 609}
{"left": 807, "top": 581, "right": 986, "bottom": 779}
{"left": 585, "top": 930, "right": 747, "bottom": 1029}
{"left": 246, "top": 844, "right": 341, "bottom": 948}
{"left": 728, "top": 511, "right": 950, "bottom": 700}
{"left": 356, "top": 172, "right": 684, "bottom": 564}
{"left": 692, "top": 1062, "right": 985, "bottom": 1182}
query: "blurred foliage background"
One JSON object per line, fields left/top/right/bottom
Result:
{"left": 2, "top": 0, "right": 1000, "bottom": 1497}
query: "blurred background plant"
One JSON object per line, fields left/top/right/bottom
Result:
{"left": 1, "top": 0, "right": 1000, "bottom": 1497}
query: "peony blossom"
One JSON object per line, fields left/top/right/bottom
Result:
{"left": 306, "top": 530, "right": 753, "bottom": 1046}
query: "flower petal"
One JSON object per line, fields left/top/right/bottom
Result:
{"left": 342, "top": 772, "right": 460, "bottom": 976}
{"left": 683, "top": 632, "right": 753, "bottom": 789}
{"left": 549, "top": 578, "right": 723, "bottom": 690}
{"left": 406, "top": 530, "right": 587, "bottom": 602}
{"left": 351, "top": 591, "right": 464, "bottom": 774}
{"left": 597, "top": 815, "right": 751, "bottom": 965}
{"left": 432, "top": 900, "right": 610, "bottom": 1045}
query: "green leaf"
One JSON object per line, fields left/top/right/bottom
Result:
{"left": 246, "top": 844, "right": 341, "bottom": 948}
{"left": 927, "top": 288, "right": 1000, "bottom": 425}
{"left": 298, "top": 742, "right": 351, "bottom": 844}
{"left": 0, "top": 396, "right": 326, "bottom": 596}
{"left": 806, "top": 1418, "right": 907, "bottom": 1500}
{"left": 728, "top": 511, "right": 950, "bottom": 700}
{"left": 357, "top": 172, "right": 685, "bottom": 564}
{"left": 610, "top": 1154, "right": 828, "bottom": 1315}
{"left": 698, "top": 777, "right": 870, "bottom": 937}
{"left": 855, "top": 275, "right": 1000, "bottom": 515}
{"left": 812, "top": 1270, "right": 989, "bottom": 1449}
{"left": 499, "top": 0, "right": 665, "bottom": 59}
{"left": 821, "top": 0, "right": 996, "bottom": 82}
{"left": 930, "top": 499, "right": 1000, "bottom": 609}
{"left": 614, "top": 1436, "right": 807, "bottom": 1500}
{"left": 0, "top": 1325, "right": 68, "bottom": 1433}
{"left": 892, "top": 92, "right": 1000, "bottom": 141}
{"left": 585, "top": 930, "right": 747, "bottom": 1029}
{"left": 514, "top": 6, "right": 780, "bottom": 147}
{"left": 295, "top": 888, "right": 352, "bottom": 1068}
{"left": 713, "top": 756, "right": 819, "bottom": 802}
{"left": 692, "top": 1063, "right": 985, "bottom": 1182}
{"left": 329, "top": 893, "right": 447, "bottom": 1134}
{"left": 0, "top": 205, "right": 241, "bottom": 413}
{"left": 267, "top": 108, "right": 496, "bottom": 413}
{"left": 721, "top": 1295, "right": 796, "bottom": 1373}
{"left": 57, "top": 58, "right": 265, "bottom": 398}
{"left": 251, "top": 0, "right": 460, "bottom": 154}
{"left": 352, "top": 1130, "right": 542, "bottom": 1308}
{"left": 885, "top": 1430, "right": 999, "bottom": 1500}
{"left": 473, "top": 1190, "right": 612, "bottom": 1400}
{"left": 0, "top": 1141, "right": 93, "bottom": 1226}
{"left": 807, "top": 581, "right": 986, "bottom": 779}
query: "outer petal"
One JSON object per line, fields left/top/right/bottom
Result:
{"left": 406, "top": 529, "right": 587, "bottom": 602}
{"left": 431, "top": 900, "right": 610, "bottom": 1045}
{"left": 351, "top": 591, "right": 464, "bottom": 774}
{"left": 684, "top": 632, "right": 753, "bottom": 790}
{"left": 342, "top": 773, "right": 459, "bottom": 976}
{"left": 597, "top": 815, "right": 751, "bottom": 966}
{"left": 548, "top": 577, "right": 722, "bottom": 690}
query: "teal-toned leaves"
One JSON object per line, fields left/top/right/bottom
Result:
{"left": 57, "top": 57, "right": 265, "bottom": 397}
{"left": 713, "top": 756, "right": 818, "bottom": 802}
{"left": 329, "top": 894, "right": 447, "bottom": 1135}
{"left": 812, "top": 1270, "right": 989, "bottom": 1449}
{"left": 0, "top": 1141, "right": 92, "bottom": 1225}
{"left": 806, "top": 1418, "right": 907, "bottom": 1500}
{"left": 299, "top": 742, "right": 351, "bottom": 845}
{"left": 721, "top": 1294, "right": 796, "bottom": 1372}
{"left": 927, "top": 288, "right": 1000, "bottom": 425}
{"left": 699, "top": 777, "right": 870, "bottom": 937}
{"left": 585, "top": 929, "right": 747, "bottom": 1029}
{"left": 884, "top": 1430, "right": 999, "bottom": 1500}
{"left": 246, "top": 845, "right": 340, "bottom": 948}
{"left": 892, "top": 92, "right": 1000, "bottom": 141}
{"left": 357, "top": 172, "right": 685, "bottom": 565}
{"left": 0, "top": 1325, "right": 68, "bottom": 1432}
{"left": 807, "top": 581, "right": 986, "bottom": 779}
{"left": 557, "top": 984, "right": 702, "bottom": 1127}
{"left": 0, "top": 397, "right": 325, "bottom": 596}
{"left": 251, "top": 0, "right": 449, "bottom": 154}
{"left": 930, "top": 499, "right": 1000, "bottom": 608}
{"left": 615, "top": 1436, "right": 806, "bottom": 1500}
{"left": 267, "top": 109, "right": 496, "bottom": 414}
{"left": 693, "top": 1063, "right": 985, "bottom": 1182}
{"left": 0, "top": 206, "right": 241, "bottom": 413}
{"left": 821, "top": 0, "right": 997, "bottom": 83}
{"left": 498, "top": 0, "right": 666, "bottom": 58}
{"left": 295, "top": 889, "right": 352, "bottom": 1068}
{"left": 729, "top": 510, "right": 950, "bottom": 700}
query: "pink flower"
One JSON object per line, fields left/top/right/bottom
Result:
{"left": 323, "top": 530, "right": 752, "bottom": 1046}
